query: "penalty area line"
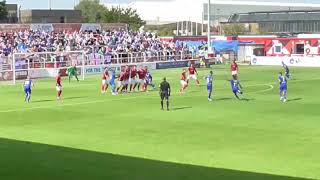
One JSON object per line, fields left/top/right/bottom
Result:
{"left": 0, "top": 97, "right": 138, "bottom": 113}
{"left": 0, "top": 83, "right": 275, "bottom": 113}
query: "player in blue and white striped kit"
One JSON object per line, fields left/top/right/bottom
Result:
{"left": 206, "top": 71, "right": 213, "bottom": 101}
{"left": 146, "top": 72, "right": 156, "bottom": 91}
{"left": 231, "top": 77, "right": 243, "bottom": 100}
{"left": 109, "top": 70, "right": 117, "bottom": 95}
{"left": 278, "top": 72, "right": 288, "bottom": 102}
{"left": 23, "top": 76, "right": 34, "bottom": 103}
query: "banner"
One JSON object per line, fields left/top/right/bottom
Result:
{"left": 30, "top": 24, "right": 54, "bottom": 32}
{"left": 85, "top": 63, "right": 157, "bottom": 75}
{"left": 15, "top": 70, "right": 28, "bottom": 80}
{"left": 0, "top": 70, "right": 27, "bottom": 81}
{"left": 251, "top": 56, "right": 320, "bottom": 67}
{"left": 156, "top": 60, "right": 189, "bottom": 69}
{"left": 53, "top": 23, "right": 81, "bottom": 32}
{"left": 29, "top": 69, "right": 50, "bottom": 78}
{"left": 0, "top": 71, "right": 13, "bottom": 81}
{"left": 80, "top": 24, "right": 101, "bottom": 31}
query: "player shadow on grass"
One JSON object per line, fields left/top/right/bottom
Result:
{"left": 240, "top": 98, "right": 255, "bottom": 101}
{"left": 0, "top": 137, "right": 309, "bottom": 180}
{"left": 214, "top": 97, "right": 233, "bottom": 101}
{"left": 172, "top": 106, "right": 192, "bottom": 111}
{"left": 287, "top": 98, "right": 303, "bottom": 102}
{"left": 32, "top": 96, "right": 86, "bottom": 103}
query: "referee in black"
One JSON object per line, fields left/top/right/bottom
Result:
{"left": 159, "top": 77, "right": 171, "bottom": 111}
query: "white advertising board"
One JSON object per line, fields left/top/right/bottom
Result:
{"left": 251, "top": 56, "right": 320, "bottom": 67}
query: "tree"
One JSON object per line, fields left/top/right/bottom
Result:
{"left": 75, "top": 0, "right": 145, "bottom": 30}
{"left": 75, "top": 0, "right": 106, "bottom": 23}
{"left": 222, "top": 24, "right": 246, "bottom": 36}
{"left": 103, "top": 6, "right": 145, "bottom": 30}
{"left": 0, "top": 0, "right": 8, "bottom": 21}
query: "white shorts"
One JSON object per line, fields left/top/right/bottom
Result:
{"left": 232, "top": 71, "right": 238, "bottom": 76}
{"left": 129, "top": 78, "right": 136, "bottom": 85}
{"left": 117, "top": 81, "right": 125, "bottom": 87}
{"left": 137, "top": 79, "right": 144, "bottom": 84}
{"left": 102, "top": 80, "right": 109, "bottom": 85}
{"left": 187, "top": 74, "right": 197, "bottom": 80}
{"left": 180, "top": 80, "right": 187, "bottom": 86}
{"left": 56, "top": 86, "right": 62, "bottom": 91}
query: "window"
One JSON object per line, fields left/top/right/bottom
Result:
{"left": 295, "top": 44, "right": 304, "bottom": 54}
{"left": 41, "top": 17, "right": 47, "bottom": 23}
{"left": 253, "top": 48, "right": 265, "bottom": 56}
{"left": 60, "top": 16, "right": 65, "bottom": 23}
{"left": 275, "top": 46, "right": 282, "bottom": 53}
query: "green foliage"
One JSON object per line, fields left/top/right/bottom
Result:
{"left": 222, "top": 24, "right": 246, "bottom": 36}
{"left": 0, "top": 0, "right": 8, "bottom": 21}
{"left": 75, "top": 0, "right": 105, "bottom": 23}
{"left": 75, "top": 0, "right": 145, "bottom": 30}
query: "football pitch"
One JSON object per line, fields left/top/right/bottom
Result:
{"left": 0, "top": 65, "right": 319, "bottom": 180}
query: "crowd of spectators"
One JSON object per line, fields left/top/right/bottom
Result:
{"left": 0, "top": 29, "right": 182, "bottom": 57}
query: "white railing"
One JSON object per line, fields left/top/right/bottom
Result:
{"left": 0, "top": 50, "right": 195, "bottom": 85}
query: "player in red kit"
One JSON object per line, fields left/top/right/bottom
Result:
{"left": 137, "top": 67, "right": 147, "bottom": 91}
{"left": 101, "top": 68, "right": 109, "bottom": 94}
{"left": 137, "top": 68, "right": 147, "bottom": 91}
{"left": 180, "top": 69, "right": 188, "bottom": 93}
{"left": 231, "top": 59, "right": 239, "bottom": 80}
{"left": 142, "top": 67, "right": 150, "bottom": 92}
{"left": 123, "top": 66, "right": 130, "bottom": 92}
{"left": 187, "top": 64, "right": 200, "bottom": 86}
{"left": 56, "top": 72, "right": 62, "bottom": 101}
{"left": 117, "top": 70, "right": 125, "bottom": 93}
{"left": 130, "top": 65, "right": 138, "bottom": 92}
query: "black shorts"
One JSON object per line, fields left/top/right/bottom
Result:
{"left": 160, "top": 92, "right": 169, "bottom": 100}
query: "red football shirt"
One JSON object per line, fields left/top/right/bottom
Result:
{"left": 119, "top": 72, "right": 125, "bottom": 81}
{"left": 56, "top": 75, "right": 61, "bottom": 86}
{"left": 138, "top": 69, "right": 147, "bottom": 79}
{"left": 231, "top": 63, "right": 238, "bottom": 71}
{"left": 131, "top": 69, "right": 137, "bottom": 78}
{"left": 188, "top": 67, "right": 196, "bottom": 75}
{"left": 102, "top": 70, "right": 109, "bottom": 80}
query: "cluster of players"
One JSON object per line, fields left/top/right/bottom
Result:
{"left": 22, "top": 59, "right": 290, "bottom": 105}
{"left": 178, "top": 61, "right": 242, "bottom": 102}
{"left": 101, "top": 65, "right": 156, "bottom": 96}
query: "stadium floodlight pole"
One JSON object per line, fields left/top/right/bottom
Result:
{"left": 181, "top": 21, "right": 183, "bottom": 36}
{"left": 186, "top": 20, "right": 188, "bottom": 36}
{"left": 190, "top": 17, "right": 193, "bottom": 36}
{"left": 201, "top": 11, "right": 204, "bottom": 35}
{"left": 207, "top": 0, "right": 211, "bottom": 52}
{"left": 49, "top": 0, "right": 52, "bottom": 10}
{"left": 196, "top": 20, "right": 198, "bottom": 36}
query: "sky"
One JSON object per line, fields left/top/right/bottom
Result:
{"left": 5, "top": 0, "right": 320, "bottom": 22}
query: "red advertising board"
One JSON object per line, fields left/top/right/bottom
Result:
{"left": 53, "top": 23, "right": 81, "bottom": 32}
{"left": 0, "top": 24, "right": 30, "bottom": 32}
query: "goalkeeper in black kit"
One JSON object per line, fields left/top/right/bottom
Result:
{"left": 159, "top": 77, "right": 171, "bottom": 111}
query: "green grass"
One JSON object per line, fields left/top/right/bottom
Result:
{"left": 0, "top": 65, "right": 319, "bottom": 180}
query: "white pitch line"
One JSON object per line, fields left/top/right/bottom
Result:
{"left": 0, "top": 97, "right": 138, "bottom": 113}
{"left": 0, "top": 83, "right": 286, "bottom": 114}
{"left": 248, "top": 84, "right": 274, "bottom": 94}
